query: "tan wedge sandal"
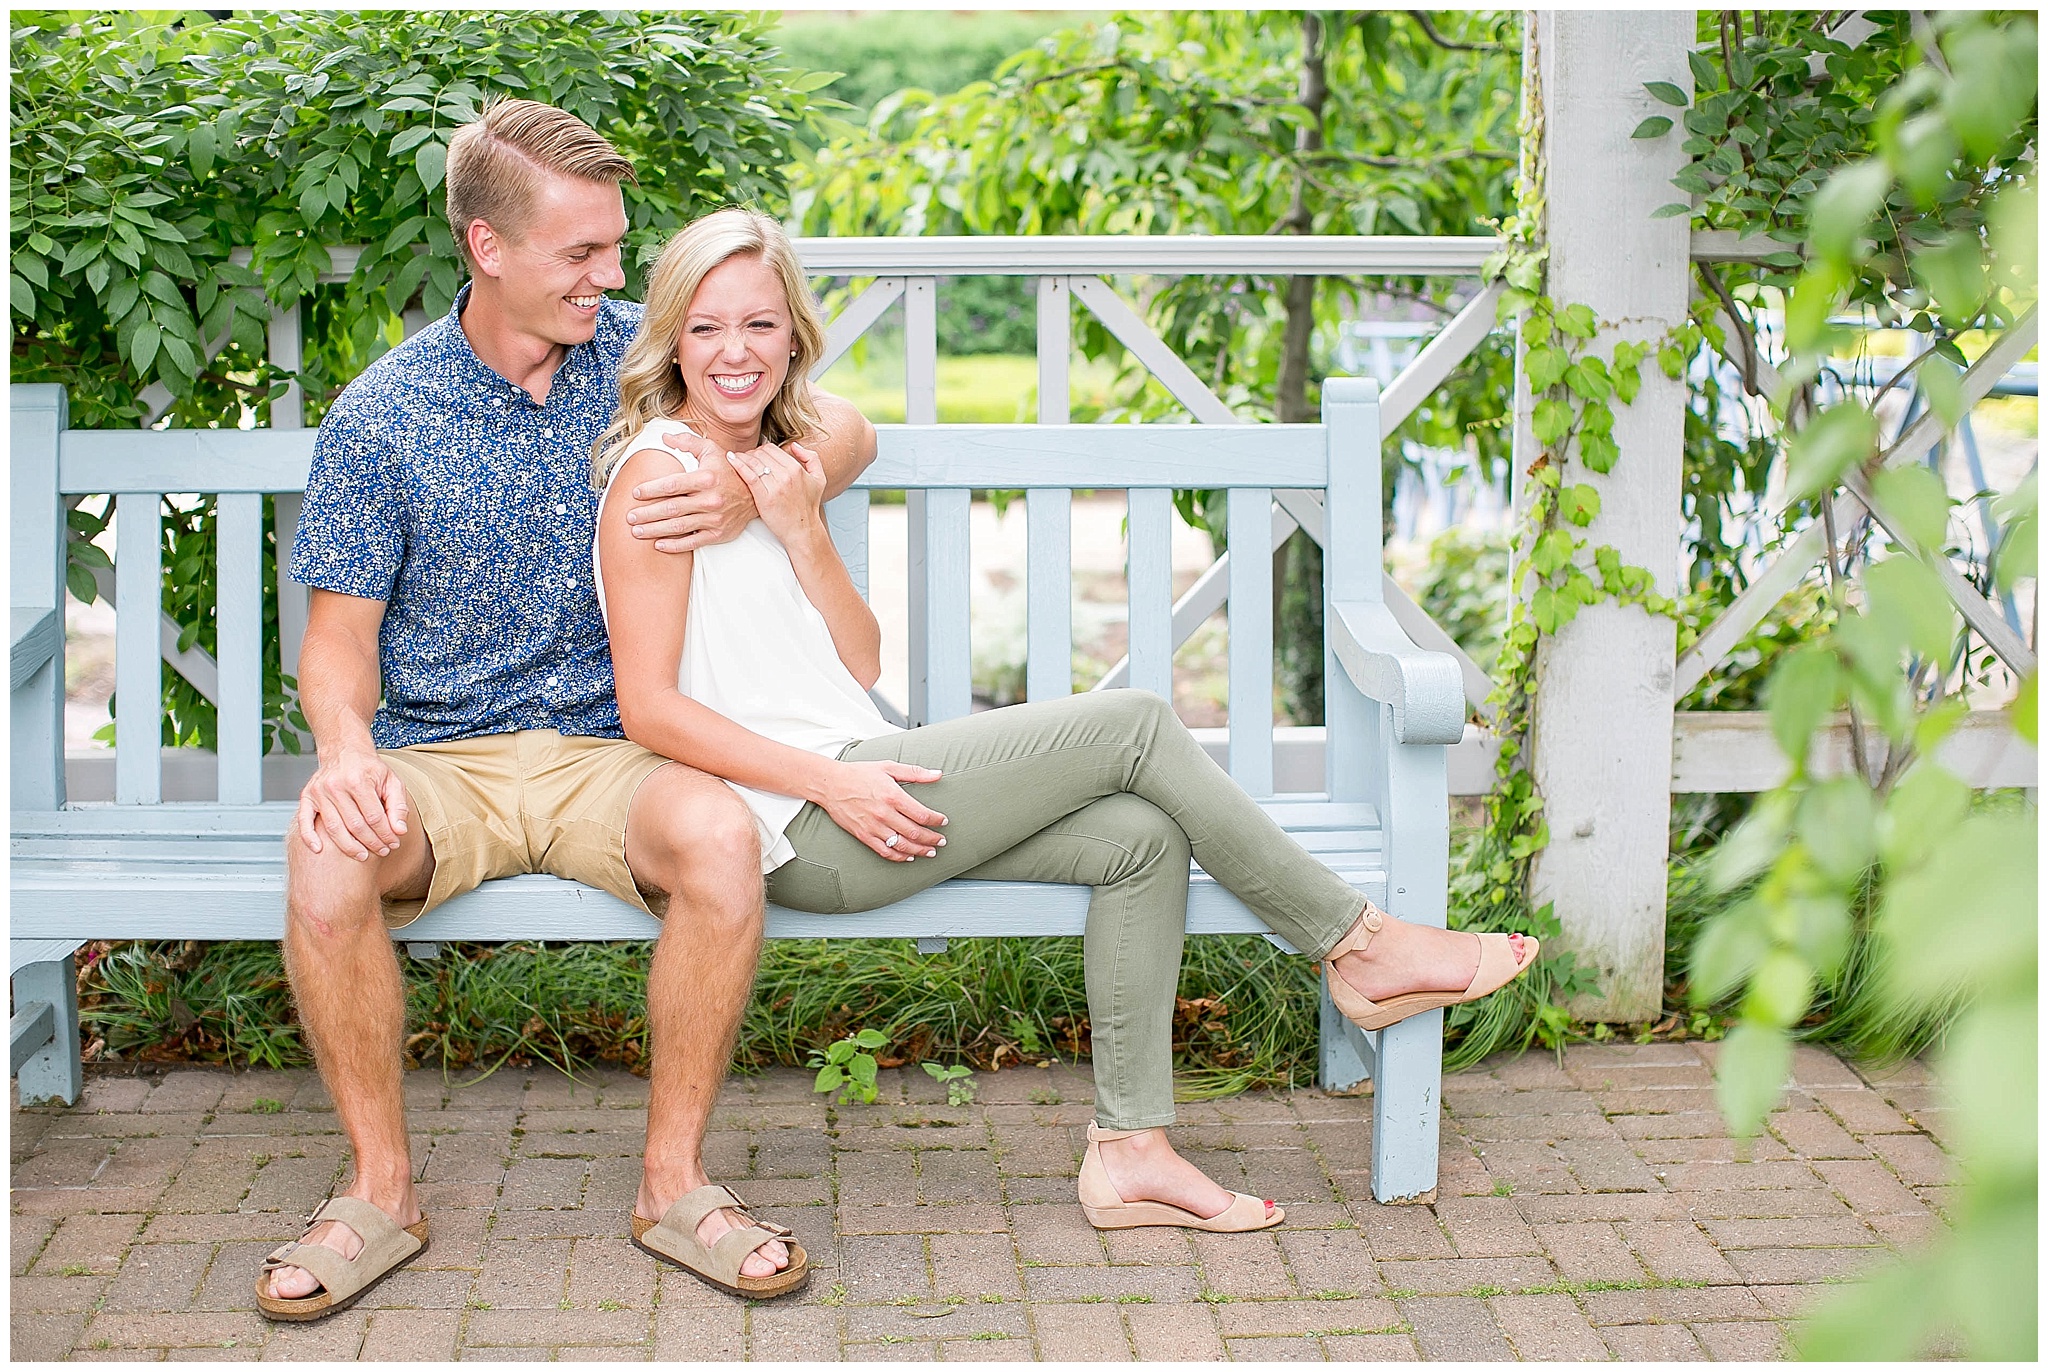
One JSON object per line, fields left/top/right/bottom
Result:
{"left": 1324, "top": 903, "right": 1538, "bottom": 1032}
{"left": 1077, "top": 1123, "right": 1284, "bottom": 1232}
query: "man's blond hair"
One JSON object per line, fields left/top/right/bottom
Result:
{"left": 445, "top": 99, "right": 636, "bottom": 267}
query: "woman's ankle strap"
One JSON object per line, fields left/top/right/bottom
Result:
{"left": 1086, "top": 1122, "right": 1150, "bottom": 1142}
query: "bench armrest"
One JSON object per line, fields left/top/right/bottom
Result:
{"left": 1328, "top": 599, "right": 1467, "bottom": 745}
{"left": 11, "top": 607, "right": 59, "bottom": 693}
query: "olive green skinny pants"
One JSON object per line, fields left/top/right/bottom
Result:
{"left": 764, "top": 689, "right": 1367, "bottom": 1129}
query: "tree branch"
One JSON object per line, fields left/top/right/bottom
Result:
{"left": 1404, "top": 11, "right": 1511, "bottom": 54}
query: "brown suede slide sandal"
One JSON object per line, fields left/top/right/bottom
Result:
{"left": 1324, "top": 904, "right": 1538, "bottom": 1033}
{"left": 631, "top": 1184, "right": 810, "bottom": 1299}
{"left": 255, "top": 1196, "right": 429, "bottom": 1322}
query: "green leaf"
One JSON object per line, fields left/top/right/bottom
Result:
{"left": 1869, "top": 464, "right": 1950, "bottom": 551}
{"left": 10, "top": 274, "right": 32, "bottom": 317}
{"left": 1766, "top": 645, "right": 1840, "bottom": 767}
{"left": 1862, "top": 555, "right": 1956, "bottom": 661}
{"left": 1785, "top": 404, "right": 1876, "bottom": 499}
{"left": 1714, "top": 1021, "right": 1791, "bottom": 1137}
{"left": 1914, "top": 354, "right": 1966, "bottom": 429}
{"left": 848, "top": 1054, "right": 878, "bottom": 1086}
{"left": 1558, "top": 482, "right": 1601, "bottom": 528}
{"left": 853, "top": 1027, "right": 889, "bottom": 1049}
{"left": 1796, "top": 776, "right": 1876, "bottom": 883}
{"left": 1631, "top": 115, "right": 1674, "bottom": 139}
{"left": 1788, "top": 894, "right": 1852, "bottom": 980}
{"left": 1642, "top": 80, "right": 1689, "bottom": 108}
{"left": 1877, "top": 761, "right": 1971, "bottom": 872}
{"left": 1523, "top": 343, "right": 1567, "bottom": 394}
{"left": 1690, "top": 899, "right": 1769, "bottom": 1004}
{"left": 188, "top": 121, "right": 215, "bottom": 178}
{"left": 415, "top": 138, "right": 449, "bottom": 194}
{"left": 1808, "top": 161, "right": 1891, "bottom": 265}
{"left": 2014, "top": 672, "right": 2037, "bottom": 747}
{"left": 1649, "top": 202, "right": 1693, "bottom": 219}
{"left": 130, "top": 320, "right": 162, "bottom": 375}
{"left": 1911, "top": 236, "right": 1986, "bottom": 327}
{"left": 1709, "top": 790, "right": 1792, "bottom": 892}
{"left": 1744, "top": 948, "right": 1817, "bottom": 1030}
{"left": 812, "top": 1064, "right": 843, "bottom": 1094}
{"left": 1531, "top": 396, "right": 1573, "bottom": 445}
{"left": 1558, "top": 303, "right": 1597, "bottom": 340}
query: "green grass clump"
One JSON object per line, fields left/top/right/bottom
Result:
{"left": 77, "top": 932, "right": 1321, "bottom": 1092}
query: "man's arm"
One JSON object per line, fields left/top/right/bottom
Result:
{"left": 294, "top": 589, "right": 410, "bottom": 861}
{"left": 627, "top": 386, "right": 879, "bottom": 554}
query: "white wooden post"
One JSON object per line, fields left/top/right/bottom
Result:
{"left": 11, "top": 385, "right": 69, "bottom": 811}
{"left": 1524, "top": 12, "right": 1692, "bottom": 1019}
{"left": 1027, "top": 276, "right": 1074, "bottom": 702}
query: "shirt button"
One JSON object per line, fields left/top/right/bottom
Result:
{"left": 542, "top": 427, "right": 554, "bottom": 438}
{"left": 547, "top": 676, "right": 560, "bottom": 687}
{"left": 556, "top": 504, "right": 567, "bottom": 514}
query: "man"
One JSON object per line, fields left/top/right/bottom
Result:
{"left": 258, "top": 99, "right": 872, "bottom": 1316}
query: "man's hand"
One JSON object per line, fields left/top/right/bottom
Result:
{"left": 297, "top": 745, "right": 411, "bottom": 862}
{"left": 626, "top": 428, "right": 757, "bottom": 553}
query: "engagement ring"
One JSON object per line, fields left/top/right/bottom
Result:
{"left": 883, "top": 834, "right": 900, "bottom": 849}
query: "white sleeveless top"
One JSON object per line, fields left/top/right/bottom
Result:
{"left": 592, "top": 418, "right": 900, "bottom": 872}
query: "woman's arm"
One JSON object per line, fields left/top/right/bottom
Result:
{"left": 601, "top": 448, "right": 841, "bottom": 798}
{"left": 728, "top": 439, "right": 883, "bottom": 690}
{"left": 599, "top": 448, "right": 943, "bottom": 860}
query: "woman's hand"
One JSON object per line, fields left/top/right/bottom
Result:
{"left": 814, "top": 760, "right": 948, "bottom": 862}
{"left": 726, "top": 439, "right": 827, "bottom": 548}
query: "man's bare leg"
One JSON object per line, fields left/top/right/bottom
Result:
{"left": 625, "top": 764, "right": 789, "bottom": 1279}
{"left": 262, "top": 820, "right": 435, "bottom": 1299}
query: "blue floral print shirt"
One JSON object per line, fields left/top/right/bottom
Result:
{"left": 290, "top": 285, "right": 646, "bottom": 749}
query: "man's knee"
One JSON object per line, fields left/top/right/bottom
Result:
{"left": 632, "top": 775, "right": 762, "bottom": 912}
{"left": 283, "top": 828, "right": 412, "bottom": 943}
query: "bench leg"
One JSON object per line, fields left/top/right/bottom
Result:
{"left": 1369, "top": 1007, "right": 1442, "bottom": 1204}
{"left": 1317, "top": 978, "right": 1373, "bottom": 1092}
{"left": 14, "top": 954, "right": 82, "bottom": 1107}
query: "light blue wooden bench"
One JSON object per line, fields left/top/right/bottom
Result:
{"left": 9, "top": 376, "right": 1465, "bottom": 1202}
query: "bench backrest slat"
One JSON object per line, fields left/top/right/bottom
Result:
{"left": 216, "top": 492, "right": 266, "bottom": 805}
{"left": 1322, "top": 379, "right": 1383, "bottom": 804}
{"left": 1227, "top": 487, "right": 1275, "bottom": 795}
{"left": 114, "top": 493, "right": 163, "bottom": 805}
{"left": 1025, "top": 489, "right": 1073, "bottom": 701}
{"left": 825, "top": 489, "right": 870, "bottom": 601}
{"left": 910, "top": 489, "right": 974, "bottom": 724}
{"left": 1125, "top": 488, "right": 1175, "bottom": 700}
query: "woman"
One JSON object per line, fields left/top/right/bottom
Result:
{"left": 592, "top": 207, "right": 1536, "bottom": 1237}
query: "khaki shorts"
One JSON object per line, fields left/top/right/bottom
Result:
{"left": 376, "top": 729, "right": 672, "bottom": 929}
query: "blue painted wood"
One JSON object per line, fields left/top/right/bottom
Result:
{"left": 12, "top": 386, "right": 67, "bottom": 812}
{"left": 115, "top": 493, "right": 163, "bottom": 806}
{"left": 921, "top": 489, "right": 973, "bottom": 723}
{"left": 11, "top": 609, "right": 59, "bottom": 693}
{"left": 216, "top": 493, "right": 264, "bottom": 805}
{"left": 11, "top": 998, "right": 55, "bottom": 1074}
{"left": 859, "top": 426, "right": 1328, "bottom": 489}
{"left": 1227, "top": 488, "right": 1274, "bottom": 797}
{"left": 825, "top": 489, "right": 871, "bottom": 601}
{"left": 12, "top": 952, "right": 80, "bottom": 1106}
{"left": 1126, "top": 489, "right": 1174, "bottom": 699}
{"left": 59, "top": 423, "right": 1332, "bottom": 494}
{"left": 1025, "top": 489, "right": 1072, "bottom": 702}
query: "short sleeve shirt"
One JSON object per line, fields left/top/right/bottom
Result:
{"left": 290, "top": 285, "right": 646, "bottom": 749}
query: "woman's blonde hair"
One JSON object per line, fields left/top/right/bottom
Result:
{"left": 591, "top": 207, "right": 826, "bottom": 488}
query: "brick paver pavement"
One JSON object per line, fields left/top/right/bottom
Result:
{"left": 11, "top": 1042, "right": 1951, "bottom": 1361}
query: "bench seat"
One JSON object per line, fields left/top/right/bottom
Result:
{"left": 11, "top": 799, "right": 1382, "bottom": 946}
